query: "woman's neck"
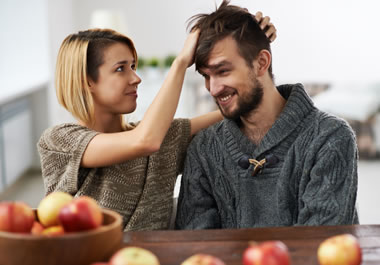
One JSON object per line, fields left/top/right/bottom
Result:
{"left": 79, "top": 115, "right": 124, "bottom": 133}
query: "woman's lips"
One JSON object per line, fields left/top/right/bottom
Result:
{"left": 126, "top": 91, "right": 138, "bottom": 97}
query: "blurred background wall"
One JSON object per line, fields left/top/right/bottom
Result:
{"left": 3, "top": 0, "right": 380, "bottom": 120}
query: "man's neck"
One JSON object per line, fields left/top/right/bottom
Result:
{"left": 240, "top": 83, "right": 286, "bottom": 145}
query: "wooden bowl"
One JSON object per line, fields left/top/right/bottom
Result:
{"left": 0, "top": 208, "right": 123, "bottom": 265}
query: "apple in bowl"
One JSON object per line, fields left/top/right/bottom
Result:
{"left": 59, "top": 195, "right": 103, "bottom": 232}
{"left": 0, "top": 201, "right": 35, "bottom": 233}
{"left": 37, "top": 191, "right": 73, "bottom": 227}
{"left": 0, "top": 208, "right": 123, "bottom": 265}
{"left": 0, "top": 191, "right": 123, "bottom": 265}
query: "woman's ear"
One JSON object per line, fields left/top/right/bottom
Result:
{"left": 255, "top": 50, "right": 271, "bottom": 77}
{"left": 87, "top": 77, "right": 95, "bottom": 92}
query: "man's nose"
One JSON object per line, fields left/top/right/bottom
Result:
{"left": 209, "top": 77, "right": 222, "bottom": 97}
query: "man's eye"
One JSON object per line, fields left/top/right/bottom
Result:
{"left": 218, "top": 69, "right": 229, "bottom": 75}
{"left": 116, "top": 66, "right": 124, "bottom": 72}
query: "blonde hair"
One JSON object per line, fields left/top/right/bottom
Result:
{"left": 55, "top": 29, "right": 137, "bottom": 127}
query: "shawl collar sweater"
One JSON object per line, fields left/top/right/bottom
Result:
{"left": 176, "top": 84, "right": 358, "bottom": 229}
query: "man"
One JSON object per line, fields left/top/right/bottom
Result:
{"left": 175, "top": 0, "right": 358, "bottom": 229}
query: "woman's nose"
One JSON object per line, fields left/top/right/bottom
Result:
{"left": 131, "top": 71, "right": 142, "bottom": 85}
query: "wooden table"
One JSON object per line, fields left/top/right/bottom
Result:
{"left": 123, "top": 225, "right": 380, "bottom": 265}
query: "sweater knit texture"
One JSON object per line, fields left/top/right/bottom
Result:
{"left": 175, "top": 84, "right": 359, "bottom": 229}
{"left": 38, "top": 118, "right": 191, "bottom": 231}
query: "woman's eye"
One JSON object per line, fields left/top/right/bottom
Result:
{"left": 116, "top": 66, "right": 124, "bottom": 72}
{"left": 131, "top": 64, "right": 136, "bottom": 71}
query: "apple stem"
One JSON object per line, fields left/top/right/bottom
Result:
{"left": 248, "top": 241, "right": 258, "bottom": 247}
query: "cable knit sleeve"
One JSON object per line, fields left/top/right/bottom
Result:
{"left": 37, "top": 124, "right": 98, "bottom": 195}
{"left": 297, "top": 124, "right": 359, "bottom": 225}
{"left": 175, "top": 133, "right": 221, "bottom": 229}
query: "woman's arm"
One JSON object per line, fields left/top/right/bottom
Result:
{"left": 190, "top": 110, "right": 222, "bottom": 136}
{"left": 81, "top": 30, "right": 199, "bottom": 168}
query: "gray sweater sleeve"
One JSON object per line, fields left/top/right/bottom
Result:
{"left": 175, "top": 138, "right": 221, "bottom": 229}
{"left": 297, "top": 125, "right": 359, "bottom": 225}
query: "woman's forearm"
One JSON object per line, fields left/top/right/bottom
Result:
{"left": 135, "top": 58, "right": 188, "bottom": 148}
{"left": 190, "top": 110, "right": 223, "bottom": 136}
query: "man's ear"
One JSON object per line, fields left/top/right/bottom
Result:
{"left": 254, "top": 50, "right": 271, "bottom": 77}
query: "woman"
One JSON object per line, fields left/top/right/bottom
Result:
{"left": 38, "top": 13, "right": 276, "bottom": 231}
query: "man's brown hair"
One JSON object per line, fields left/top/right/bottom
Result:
{"left": 188, "top": 0, "right": 274, "bottom": 80}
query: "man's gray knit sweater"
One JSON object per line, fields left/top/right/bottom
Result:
{"left": 175, "top": 83, "right": 359, "bottom": 229}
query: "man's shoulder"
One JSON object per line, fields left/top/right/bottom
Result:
{"left": 310, "top": 109, "right": 356, "bottom": 142}
{"left": 317, "top": 110, "right": 354, "bottom": 132}
{"left": 188, "top": 119, "right": 227, "bottom": 149}
{"left": 193, "top": 119, "right": 225, "bottom": 139}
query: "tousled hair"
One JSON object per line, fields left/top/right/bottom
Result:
{"left": 55, "top": 28, "right": 137, "bottom": 126}
{"left": 188, "top": 0, "right": 274, "bottom": 80}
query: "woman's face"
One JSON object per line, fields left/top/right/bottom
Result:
{"left": 89, "top": 42, "right": 141, "bottom": 116}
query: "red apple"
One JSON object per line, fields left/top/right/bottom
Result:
{"left": 181, "top": 254, "right": 226, "bottom": 265}
{"left": 0, "top": 201, "right": 35, "bottom": 233}
{"left": 42, "top": 225, "right": 65, "bottom": 236}
{"left": 242, "top": 241, "right": 290, "bottom": 265}
{"left": 109, "top": 247, "right": 160, "bottom": 265}
{"left": 30, "top": 221, "right": 45, "bottom": 235}
{"left": 37, "top": 191, "right": 73, "bottom": 227}
{"left": 58, "top": 196, "right": 103, "bottom": 232}
{"left": 318, "top": 234, "right": 362, "bottom": 265}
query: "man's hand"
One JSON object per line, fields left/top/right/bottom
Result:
{"left": 255, "top": 11, "right": 277, "bottom": 42}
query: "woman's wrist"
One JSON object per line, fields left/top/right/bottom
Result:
{"left": 172, "top": 55, "right": 191, "bottom": 70}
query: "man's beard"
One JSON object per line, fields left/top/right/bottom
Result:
{"left": 216, "top": 76, "right": 264, "bottom": 121}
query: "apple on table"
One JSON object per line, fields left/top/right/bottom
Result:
{"left": 109, "top": 246, "right": 160, "bottom": 265}
{"left": 318, "top": 234, "right": 362, "bottom": 265}
{"left": 181, "top": 254, "right": 226, "bottom": 265}
{"left": 242, "top": 240, "right": 290, "bottom": 265}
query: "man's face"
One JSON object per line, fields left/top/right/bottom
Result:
{"left": 198, "top": 36, "right": 263, "bottom": 120}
